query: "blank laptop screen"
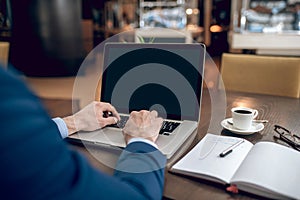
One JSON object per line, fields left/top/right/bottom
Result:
{"left": 100, "top": 43, "right": 205, "bottom": 121}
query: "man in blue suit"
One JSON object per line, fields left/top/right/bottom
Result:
{"left": 0, "top": 67, "right": 166, "bottom": 199}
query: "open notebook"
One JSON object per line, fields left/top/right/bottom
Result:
{"left": 68, "top": 43, "right": 206, "bottom": 159}
{"left": 170, "top": 133, "right": 300, "bottom": 200}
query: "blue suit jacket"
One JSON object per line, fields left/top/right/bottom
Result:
{"left": 0, "top": 68, "right": 166, "bottom": 199}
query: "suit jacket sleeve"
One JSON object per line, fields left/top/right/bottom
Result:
{"left": 114, "top": 142, "right": 167, "bottom": 200}
{"left": 0, "top": 68, "right": 166, "bottom": 200}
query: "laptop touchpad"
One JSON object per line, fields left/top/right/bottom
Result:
{"left": 91, "top": 128, "right": 126, "bottom": 148}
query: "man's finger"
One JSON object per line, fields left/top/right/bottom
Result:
{"left": 101, "top": 117, "right": 118, "bottom": 127}
{"left": 150, "top": 110, "right": 158, "bottom": 118}
{"left": 98, "top": 102, "right": 120, "bottom": 121}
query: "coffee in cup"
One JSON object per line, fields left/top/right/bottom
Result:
{"left": 231, "top": 107, "right": 258, "bottom": 130}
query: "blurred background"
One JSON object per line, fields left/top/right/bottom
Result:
{"left": 0, "top": 0, "right": 299, "bottom": 77}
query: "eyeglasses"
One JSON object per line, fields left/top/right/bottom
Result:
{"left": 273, "top": 125, "right": 300, "bottom": 151}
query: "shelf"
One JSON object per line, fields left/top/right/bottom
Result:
{"left": 139, "top": 0, "right": 187, "bottom": 29}
{"left": 231, "top": 31, "right": 300, "bottom": 55}
{"left": 230, "top": 0, "right": 300, "bottom": 55}
{"left": 140, "top": 1, "right": 184, "bottom": 8}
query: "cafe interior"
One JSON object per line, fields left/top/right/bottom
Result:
{"left": 0, "top": 0, "right": 300, "bottom": 199}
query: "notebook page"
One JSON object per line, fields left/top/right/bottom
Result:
{"left": 171, "top": 133, "right": 253, "bottom": 184}
{"left": 230, "top": 142, "right": 300, "bottom": 199}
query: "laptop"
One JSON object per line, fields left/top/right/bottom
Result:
{"left": 69, "top": 43, "right": 205, "bottom": 159}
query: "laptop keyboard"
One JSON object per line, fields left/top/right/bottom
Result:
{"left": 107, "top": 115, "right": 180, "bottom": 136}
{"left": 159, "top": 121, "right": 180, "bottom": 135}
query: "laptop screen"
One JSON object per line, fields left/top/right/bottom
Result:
{"left": 100, "top": 43, "right": 205, "bottom": 121}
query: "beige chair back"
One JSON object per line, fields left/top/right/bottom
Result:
{"left": 220, "top": 53, "right": 300, "bottom": 98}
{"left": 0, "top": 42, "right": 10, "bottom": 69}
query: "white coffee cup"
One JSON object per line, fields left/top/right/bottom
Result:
{"left": 231, "top": 107, "right": 258, "bottom": 130}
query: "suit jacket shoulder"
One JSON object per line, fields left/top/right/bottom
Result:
{"left": 0, "top": 68, "right": 166, "bottom": 200}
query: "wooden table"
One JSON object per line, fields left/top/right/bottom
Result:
{"left": 163, "top": 89, "right": 300, "bottom": 200}
{"left": 43, "top": 89, "right": 300, "bottom": 200}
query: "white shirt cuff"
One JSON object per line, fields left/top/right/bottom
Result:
{"left": 52, "top": 117, "right": 68, "bottom": 139}
{"left": 127, "top": 137, "right": 158, "bottom": 149}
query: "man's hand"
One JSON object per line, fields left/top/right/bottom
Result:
{"left": 123, "top": 110, "right": 163, "bottom": 144}
{"left": 63, "top": 101, "right": 120, "bottom": 135}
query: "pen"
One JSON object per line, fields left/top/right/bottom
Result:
{"left": 219, "top": 140, "right": 244, "bottom": 158}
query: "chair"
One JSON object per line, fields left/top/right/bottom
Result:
{"left": 220, "top": 53, "right": 300, "bottom": 98}
{"left": 0, "top": 42, "right": 10, "bottom": 69}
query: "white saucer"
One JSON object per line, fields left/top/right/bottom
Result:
{"left": 221, "top": 118, "right": 264, "bottom": 135}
